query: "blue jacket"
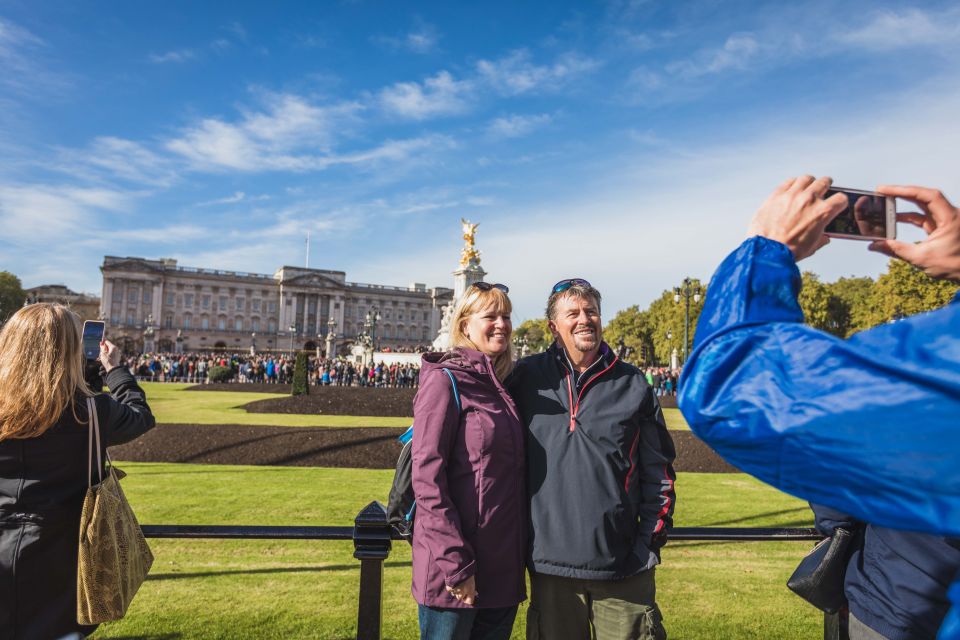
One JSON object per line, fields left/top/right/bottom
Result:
{"left": 814, "top": 504, "right": 960, "bottom": 640}
{"left": 678, "top": 237, "right": 960, "bottom": 639}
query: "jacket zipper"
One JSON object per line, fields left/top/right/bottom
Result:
{"left": 565, "top": 356, "right": 619, "bottom": 432}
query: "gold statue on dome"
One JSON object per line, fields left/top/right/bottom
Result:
{"left": 459, "top": 218, "right": 481, "bottom": 267}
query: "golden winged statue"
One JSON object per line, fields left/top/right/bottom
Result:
{"left": 459, "top": 218, "right": 481, "bottom": 267}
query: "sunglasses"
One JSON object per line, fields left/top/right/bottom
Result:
{"left": 471, "top": 281, "right": 510, "bottom": 293}
{"left": 551, "top": 278, "right": 592, "bottom": 294}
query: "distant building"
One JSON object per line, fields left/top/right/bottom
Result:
{"left": 24, "top": 285, "right": 101, "bottom": 321}
{"left": 99, "top": 256, "right": 453, "bottom": 354}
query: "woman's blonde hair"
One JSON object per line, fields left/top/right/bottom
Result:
{"left": 0, "top": 303, "right": 91, "bottom": 440}
{"left": 450, "top": 285, "right": 514, "bottom": 381}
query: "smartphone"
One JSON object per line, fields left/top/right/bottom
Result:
{"left": 823, "top": 187, "right": 896, "bottom": 241}
{"left": 82, "top": 321, "right": 105, "bottom": 360}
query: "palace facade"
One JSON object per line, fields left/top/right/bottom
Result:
{"left": 100, "top": 256, "right": 453, "bottom": 354}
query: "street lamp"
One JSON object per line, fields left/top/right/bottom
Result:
{"left": 288, "top": 323, "right": 296, "bottom": 353}
{"left": 250, "top": 332, "right": 256, "bottom": 356}
{"left": 143, "top": 313, "right": 156, "bottom": 354}
{"left": 365, "top": 306, "right": 381, "bottom": 353}
{"left": 673, "top": 278, "right": 701, "bottom": 365}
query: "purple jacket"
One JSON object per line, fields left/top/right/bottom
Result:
{"left": 411, "top": 348, "right": 527, "bottom": 609}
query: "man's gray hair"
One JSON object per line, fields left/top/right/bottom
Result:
{"left": 546, "top": 283, "right": 602, "bottom": 321}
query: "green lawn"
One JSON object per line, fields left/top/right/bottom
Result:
{"left": 141, "top": 383, "right": 691, "bottom": 431}
{"left": 93, "top": 462, "right": 817, "bottom": 640}
{"left": 142, "top": 383, "right": 411, "bottom": 427}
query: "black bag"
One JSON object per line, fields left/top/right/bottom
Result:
{"left": 386, "top": 368, "right": 461, "bottom": 542}
{"left": 787, "top": 527, "right": 860, "bottom": 614}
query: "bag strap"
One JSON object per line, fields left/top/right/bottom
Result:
{"left": 441, "top": 367, "right": 461, "bottom": 415}
{"left": 86, "top": 397, "right": 103, "bottom": 487}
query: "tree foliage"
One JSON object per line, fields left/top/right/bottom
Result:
{"left": 513, "top": 318, "right": 552, "bottom": 353}
{"left": 603, "top": 305, "right": 652, "bottom": 365}
{"left": 292, "top": 351, "right": 309, "bottom": 396}
{"left": 862, "top": 259, "right": 959, "bottom": 326}
{"left": 0, "top": 271, "right": 25, "bottom": 324}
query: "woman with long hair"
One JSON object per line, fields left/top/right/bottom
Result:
{"left": 0, "top": 304, "right": 155, "bottom": 639}
{"left": 411, "top": 282, "right": 526, "bottom": 640}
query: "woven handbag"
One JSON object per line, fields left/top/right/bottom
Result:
{"left": 77, "top": 396, "right": 154, "bottom": 625}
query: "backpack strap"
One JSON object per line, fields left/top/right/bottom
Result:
{"left": 441, "top": 367, "right": 461, "bottom": 415}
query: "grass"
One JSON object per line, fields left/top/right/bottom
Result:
{"left": 92, "top": 463, "right": 818, "bottom": 640}
{"left": 142, "top": 383, "right": 411, "bottom": 428}
{"left": 141, "top": 383, "right": 691, "bottom": 431}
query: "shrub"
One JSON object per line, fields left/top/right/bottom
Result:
{"left": 292, "top": 351, "right": 309, "bottom": 396}
{"left": 208, "top": 366, "right": 234, "bottom": 383}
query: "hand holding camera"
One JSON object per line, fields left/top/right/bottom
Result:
{"left": 868, "top": 185, "right": 960, "bottom": 283}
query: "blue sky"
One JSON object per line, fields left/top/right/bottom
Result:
{"left": 1, "top": 1, "right": 959, "bottom": 322}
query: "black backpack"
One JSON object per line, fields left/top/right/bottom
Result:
{"left": 386, "top": 368, "right": 461, "bottom": 542}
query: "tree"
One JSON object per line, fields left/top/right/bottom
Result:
{"left": 603, "top": 305, "right": 652, "bottom": 366}
{"left": 0, "top": 271, "right": 25, "bottom": 324}
{"left": 862, "top": 259, "right": 959, "bottom": 326}
{"left": 798, "top": 272, "right": 833, "bottom": 333}
{"left": 292, "top": 351, "right": 309, "bottom": 396}
{"left": 643, "top": 279, "right": 706, "bottom": 366}
{"left": 514, "top": 318, "right": 552, "bottom": 353}
{"left": 827, "top": 276, "right": 875, "bottom": 337}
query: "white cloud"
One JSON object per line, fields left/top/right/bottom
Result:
{"left": 53, "top": 136, "right": 177, "bottom": 187}
{"left": 165, "top": 93, "right": 368, "bottom": 171}
{"left": 0, "top": 184, "right": 131, "bottom": 242}
{"left": 487, "top": 113, "right": 553, "bottom": 139}
{"left": 666, "top": 34, "right": 760, "bottom": 78}
{"left": 379, "top": 71, "right": 472, "bottom": 120}
{"left": 149, "top": 48, "right": 196, "bottom": 64}
{"left": 0, "top": 17, "right": 68, "bottom": 96}
{"left": 376, "top": 23, "right": 440, "bottom": 54}
{"left": 842, "top": 8, "right": 960, "bottom": 50}
{"left": 477, "top": 49, "right": 599, "bottom": 96}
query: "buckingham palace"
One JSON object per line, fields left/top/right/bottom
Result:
{"left": 100, "top": 256, "right": 454, "bottom": 354}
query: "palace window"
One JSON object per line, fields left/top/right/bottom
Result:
{"left": 202, "top": 295, "right": 210, "bottom": 309}
{"left": 235, "top": 318, "right": 243, "bottom": 331}
{"left": 112, "top": 287, "right": 123, "bottom": 302}
{"left": 252, "top": 299, "right": 261, "bottom": 312}
{"left": 251, "top": 318, "right": 260, "bottom": 332}
{"left": 184, "top": 294, "right": 194, "bottom": 307}
{"left": 164, "top": 314, "right": 173, "bottom": 329}
{"left": 128, "top": 289, "right": 138, "bottom": 303}
{"left": 183, "top": 314, "right": 192, "bottom": 329}
{"left": 219, "top": 296, "right": 227, "bottom": 310}
{"left": 267, "top": 319, "right": 276, "bottom": 332}
{"left": 236, "top": 298, "right": 245, "bottom": 311}
{"left": 267, "top": 301, "right": 277, "bottom": 313}
{"left": 218, "top": 317, "right": 226, "bottom": 330}
{"left": 143, "top": 289, "right": 152, "bottom": 305}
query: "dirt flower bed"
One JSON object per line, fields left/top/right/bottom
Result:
{"left": 111, "top": 425, "right": 734, "bottom": 472}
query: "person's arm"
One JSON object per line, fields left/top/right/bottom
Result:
{"left": 97, "top": 341, "right": 156, "bottom": 446}
{"left": 411, "top": 369, "right": 476, "bottom": 594}
{"left": 679, "top": 182, "right": 960, "bottom": 536}
{"left": 633, "top": 388, "right": 677, "bottom": 547}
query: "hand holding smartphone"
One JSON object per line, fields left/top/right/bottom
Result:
{"left": 823, "top": 187, "right": 897, "bottom": 241}
{"left": 81, "top": 321, "right": 105, "bottom": 360}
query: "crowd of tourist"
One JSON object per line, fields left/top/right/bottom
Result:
{"left": 128, "top": 352, "right": 423, "bottom": 388}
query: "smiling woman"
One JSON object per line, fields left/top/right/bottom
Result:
{"left": 410, "top": 283, "right": 527, "bottom": 639}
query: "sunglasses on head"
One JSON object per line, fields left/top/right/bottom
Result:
{"left": 551, "top": 278, "right": 592, "bottom": 294}
{"left": 471, "top": 281, "right": 509, "bottom": 293}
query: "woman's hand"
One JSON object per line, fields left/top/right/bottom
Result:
{"left": 446, "top": 575, "right": 477, "bottom": 605}
{"left": 99, "top": 340, "right": 121, "bottom": 372}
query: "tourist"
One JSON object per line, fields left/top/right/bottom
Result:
{"left": 0, "top": 303, "right": 156, "bottom": 639}
{"left": 508, "top": 279, "right": 676, "bottom": 640}
{"left": 678, "top": 178, "right": 960, "bottom": 639}
{"left": 411, "top": 282, "right": 526, "bottom": 640}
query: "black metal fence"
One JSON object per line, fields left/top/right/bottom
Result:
{"left": 142, "top": 502, "right": 846, "bottom": 640}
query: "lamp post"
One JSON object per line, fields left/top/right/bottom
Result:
{"left": 673, "top": 278, "right": 701, "bottom": 365}
{"left": 288, "top": 323, "right": 296, "bottom": 354}
{"left": 365, "top": 307, "right": 381, "bottom": 354}
{"left": 250, "top": 332, "right": 257, "bottom": 356}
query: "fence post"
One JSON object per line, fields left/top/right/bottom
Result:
{"left": 354, "top": 501, "right": 393, "bottom": 640}
{"left": 824, "top": 611, "right": 849, "bottom": 640}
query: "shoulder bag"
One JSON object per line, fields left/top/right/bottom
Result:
{"left": 77, "top": 396, "right": 154, "bottom": 625}
{"left": 786, "top": 526, "right": 861, "bottom": 614}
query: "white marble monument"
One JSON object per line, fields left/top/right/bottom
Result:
{"left": 432, "top": 218, "right": 487, "bottom": 351}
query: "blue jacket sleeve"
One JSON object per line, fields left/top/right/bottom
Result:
{"left": 678, "top": 236, "right": 960, "bottom": 537}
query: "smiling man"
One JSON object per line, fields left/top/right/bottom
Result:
{"left": 508, "top": 279, "right": 676, "bottom": 640}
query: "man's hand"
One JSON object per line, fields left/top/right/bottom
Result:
{"left": 747, "top": 176, "right": 848, "bottom": 261}
{"left": 446, "top": 575, "right": 477, "bottom": 605}
{"left": 869, "top": 185, "right": 960, "bottom": 283}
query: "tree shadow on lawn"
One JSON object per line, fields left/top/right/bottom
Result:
{"left": 699, "top": 506, "right": 812, "bottom": 527}
{"left": 146, "top": 562, "right": 410, "bottom": 581}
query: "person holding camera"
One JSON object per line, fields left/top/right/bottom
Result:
{"left": 0, "top": 303, "right": 156, "bottom": 640}
{"left": 678, "top": 178, "right": 960, "bottom": 639}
